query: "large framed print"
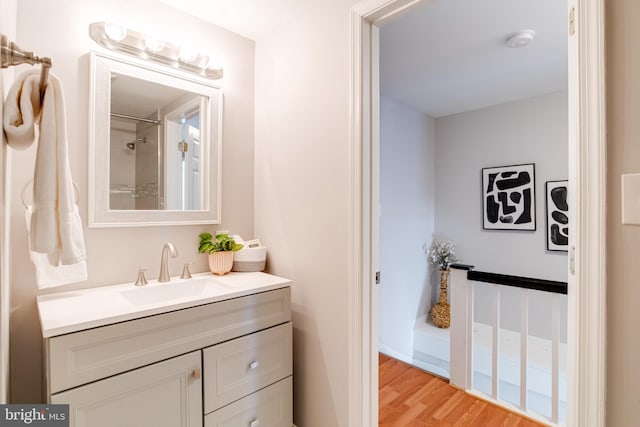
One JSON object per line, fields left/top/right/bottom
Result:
{"left": 482, "top": 163, "right": 536, "bottom": 231}
{"left": 546, "top": 180, "right": 569, "bottom": 251}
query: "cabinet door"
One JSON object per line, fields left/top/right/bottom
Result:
{"left": 51, "top": 351, "right": 202, "bottom": 427}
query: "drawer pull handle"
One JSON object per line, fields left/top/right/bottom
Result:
{"left": 249, "top": 361, "right": 259, "bottom": 370}
{"left": 249, "top": 418, "right": 260, "bottom": 427}
{"left": 191, "top": 368, "right": 201, "bottom": 379}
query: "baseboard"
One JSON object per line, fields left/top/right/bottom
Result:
{"left": 378, "top": 344, "right": 412, "bottom": 364}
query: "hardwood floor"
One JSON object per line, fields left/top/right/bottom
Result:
{"left": 379, "top": 353, "right": 548, "bottom": 426}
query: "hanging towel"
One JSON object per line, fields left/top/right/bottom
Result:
{"left": 24, "top": 206, "right": 87, "bottom": 288}
{"left": 3, "top": 69, "right": 87, "bottom": 286}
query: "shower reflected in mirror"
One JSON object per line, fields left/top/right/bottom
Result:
{"left": 125, "top": 137, "right": 146, "bottom": 150}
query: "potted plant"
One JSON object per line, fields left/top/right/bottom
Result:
{"left": 198, "top": 232, "right": 244, "bottom": 275}
{"left": 428, "top": 240, "right": 458, "bottom": 328}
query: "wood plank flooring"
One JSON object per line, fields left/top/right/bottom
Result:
{"left": 379, "top": 353, "right": 548, "bottom": 426}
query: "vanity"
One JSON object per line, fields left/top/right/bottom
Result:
{"left": 37, "top": 272, "right": 293, "bottom": 427}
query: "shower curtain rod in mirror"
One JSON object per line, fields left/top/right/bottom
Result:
{"left": 110, "top": 112, "right": 161, "bottom": 125}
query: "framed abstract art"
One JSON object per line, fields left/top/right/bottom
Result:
{"left": 545, "top": 180, "right": 569, "bottom": 251}
{"left": 482, "top": 163, "right": 536, "bottom": 231}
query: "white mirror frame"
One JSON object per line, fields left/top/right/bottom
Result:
{"left": 88, "top": 50, "right": 223, "bottom": 227}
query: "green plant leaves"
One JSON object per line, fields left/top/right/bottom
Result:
{"left": 198, "top": 232, "right": 244, "bottom": 254}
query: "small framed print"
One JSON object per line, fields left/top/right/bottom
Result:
{"left": 482, "top": 163, "right": 536, "bottom": 231}
{"left": 546, "top": 180, "right": 569, "bottom": 252}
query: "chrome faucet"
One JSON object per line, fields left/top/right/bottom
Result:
{"left": 158, "top": 242, "right": 178, "bottom": 282}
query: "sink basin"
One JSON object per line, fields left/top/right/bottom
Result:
{"left": 121, "top": 279, "right": 212, "bottom": 305}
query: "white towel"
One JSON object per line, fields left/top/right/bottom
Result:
{"left": 25, "top": 206, "right": 87, "bottom": 288}
{"left": 4, "top": 69, "right": 87, "bottom": 287}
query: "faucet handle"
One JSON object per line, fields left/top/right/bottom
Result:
{"left": 134, "top": 267, "right": 148, "bottom": 286}
{"left": 180, "top": 262, "right": 193, "bottom": 280}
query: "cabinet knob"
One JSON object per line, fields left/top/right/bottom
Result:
{"left": 191, "top": 368, "right": 201, "bottom": 379}
{"left": 249, "top": 418, "right": 260, "bottom": 427}
{"left": 248, "top": 361, "right": 259, "bottom": 370}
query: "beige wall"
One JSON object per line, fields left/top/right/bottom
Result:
{"left": 254, "top": 1, "right": 358, "bottom": 425}
{"left": 10, "top": 0, "right": 255, "bottom": 402}
{"left": 606, "top": 0, "right": 640, "bottom": 425}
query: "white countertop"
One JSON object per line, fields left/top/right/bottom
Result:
{"left": 37, "top": 272, "right": 292, "bottom": 338}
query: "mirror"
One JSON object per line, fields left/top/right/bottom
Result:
{"left": 89, "top": 51, "right": 222, "bottom": 227}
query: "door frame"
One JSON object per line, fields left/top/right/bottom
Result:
{"left": 347, "top": 0, "right": 606, "bottom": 426}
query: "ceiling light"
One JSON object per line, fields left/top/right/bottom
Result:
{"left": 505, "top": 30, "right": 535, "bottom": 48}
{"left": 89, "top": 22, "right": 223, "bottom": 80}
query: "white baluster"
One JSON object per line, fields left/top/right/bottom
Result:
{"left": 552, "top": 293, "right": 560, "bottom": 423}
{"left": 467, "top": 281, "right": 475, "bottom": 389}
{"left": 491, "top": 284, "right": 500, "bottom": 400}
{"left": 520, "top": 288, "right": 528, "bottom": 411}
{"left": 449, "top": 268, "right": 471, "bottom": 389}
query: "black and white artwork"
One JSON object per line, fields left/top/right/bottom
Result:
{"left": 482, "top": 164, "right": 536, "bottom": 231}
{"left": 546, "top": 180, "right": 569, "bottom": 251}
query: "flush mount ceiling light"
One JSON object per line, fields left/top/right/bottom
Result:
{"left": 505, "top": 29, "right": 535, "bottom": 48}
{"left": 89, "top": 22, "right": 223, "bottom": 80}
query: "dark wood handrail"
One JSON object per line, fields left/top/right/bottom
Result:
{"left": 467, "top": 271, "right": 567, "bottom": 294}
{"left": 450, "top": 264, "right": 567, "bottom": 294}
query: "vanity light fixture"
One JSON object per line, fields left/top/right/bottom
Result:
{"left": 89, "top": 22, "right": 223, "bottom": 80}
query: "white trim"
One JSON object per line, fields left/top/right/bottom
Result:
{"left": 566, "top": 1, "right": 607, "bottom": 426}
{"left": 378, "top": 345, "right": 412, "bottom": 365}
{"left": 348, "top": 1, "right": 606, "bottom": 427}
{"left": 88, "top": 50, "right": 223, "bottom": 228}
{"left": 0, "top": 0, "right": 17, "bottom": 403}
{"left": 347, "top": 9, "right": 365, "bottom": 427}
{"left": 0, "top": 91, "right": 10, "bottom": 406}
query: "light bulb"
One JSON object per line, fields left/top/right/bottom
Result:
{"left": 104, "top": 22, "right": 127, "bottom": 42}
{"left": 205, "top": 61, "right": 223, "bottom": 79}
{"left": 178, "top": 47, "right": 198, "bottom": 63}
{"left": 144, "top": 37, "right": 165, "bottom": 53}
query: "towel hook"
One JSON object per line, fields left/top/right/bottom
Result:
{"left": 21, "top": 180, "right": 79, "bottom": 210}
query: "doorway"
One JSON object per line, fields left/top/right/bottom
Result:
{"left": 378, "top": 1, "right": 569, "bottom": 423}
{"left": 347, "top": 0, "right": 606, "bottom": 426}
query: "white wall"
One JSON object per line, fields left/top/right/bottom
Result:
{"left": 434, "top": 91, "right": 568, "bottom": 282}
{"left": 378, "top": 96, "right": 435, "bottom": 361}
{"left": 10, "top": 0, "right": 255, "bottom": 402}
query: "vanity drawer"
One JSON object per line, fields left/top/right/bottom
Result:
{"left": 47, "top": 288, "right": 291, "bottom": 394}
{"left": 204, "top": 376, "right": 292, "bottom": 427}
{"left": 204, "top": 322, "right": 292, "bottom": 413}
